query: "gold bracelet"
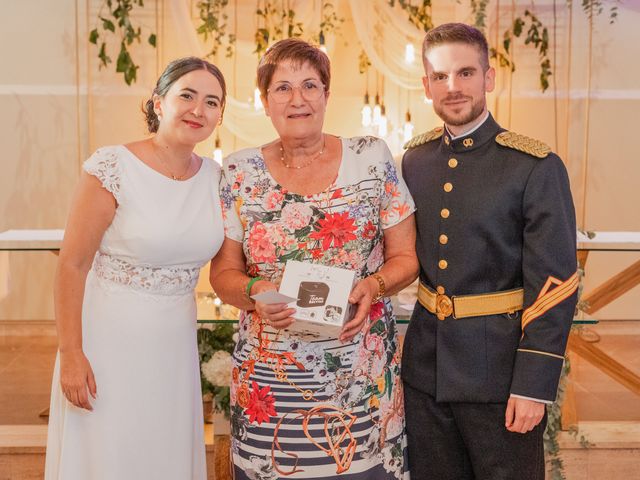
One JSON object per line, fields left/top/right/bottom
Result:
{"left": 371, "top": 273, "right": 385, "bottom": 303}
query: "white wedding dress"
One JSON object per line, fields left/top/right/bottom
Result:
{"left": 45, "top": 146, "right": 224, "bottom": 480}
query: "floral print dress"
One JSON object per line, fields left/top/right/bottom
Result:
{"left": 220, "top": 136, "right": 415, "bottom": 480}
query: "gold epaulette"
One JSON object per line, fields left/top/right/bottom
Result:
{"left": 495, "top": 131, "right": 551, "bottom": 159}
{"left": 403, "top": 127, "right": 444, "bottom": 149}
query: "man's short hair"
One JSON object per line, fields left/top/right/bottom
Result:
{"left": 422, "top": 23, "right": 490, "bottom": 71}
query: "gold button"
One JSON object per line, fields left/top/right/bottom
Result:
{"left": 463, "top": 138, "right": 474, "bottom": 147}
{"left": 444, "top": 182, "right": 453, "bottom": 192}
{"left": 436, "top": 286, "right": 445, "bottom": 294}
{"left": 438, "top": 260, "right": 448, "bottom": 270}
{"left": 448, "top": 158, "right": 458, "bottom": 168}
{"left": 444, "top": 136, "right": 450, "bottom": 145}
{"left": 440, "top": 208, "right": 450, "bottom": 219}
{"left": 439, "top": 234, "right": 448, "bottom": 245}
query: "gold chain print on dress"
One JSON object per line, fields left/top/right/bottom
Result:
{"left": 232, "top": 307, "right": 404, "bottom": 475}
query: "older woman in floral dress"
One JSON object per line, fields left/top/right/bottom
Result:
{"left": 210, "top": 38, "right": 418, "bottom": 480}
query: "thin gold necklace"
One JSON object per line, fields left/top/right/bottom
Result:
{"left": 280, "top": 135, "right": 325, "bottom": 170}
{"left": 154, "top": 147, "right": 193, "bottom": 181}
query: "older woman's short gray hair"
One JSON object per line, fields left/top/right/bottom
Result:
{"left": 256, "top": 38, "right": 331, "bottom": 98}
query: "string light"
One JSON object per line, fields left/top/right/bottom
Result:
{"left": 253, "top": 87, "right": 263, "bottom": 110}
{"left": 361, "top": 92, "right": 372, "bottom": 127}
{"left": 403, "top": 110, "right": 414, "bottom": 143}
{"left": 404, "top": 43, "right": 415, "bottom": 64}
{"left": 213, "top": 134, "right": 223, "bottom": 165}
{"left": 372, "top": 93, "right": 382, "bottom": 126}
{"left": 213, "top": 296, "right": 222, "bottom": 318}
{"left": 378, "top": 104, "right": 388, "bottom": 137}
{"left": 319, "top": 30, "right": 327, "bottom": 54}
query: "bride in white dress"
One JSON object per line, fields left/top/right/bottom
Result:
{"left": 45, "top": 57, "right": 227, "bottom": 480}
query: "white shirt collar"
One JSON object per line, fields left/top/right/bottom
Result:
{"left": 447, "top": 111, "right": 490, "bottom": 140}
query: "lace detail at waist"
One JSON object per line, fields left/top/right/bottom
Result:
{"left": 92, "top": 252, "right": 200, "bottom": 296}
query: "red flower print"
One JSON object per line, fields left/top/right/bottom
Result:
{"left": 309, "top": 212, "right": 357, "bottom": 250}
{"left": 245, "top": 381, "right": 277, "bottom": 425}
{"left": 362, "top": 221, "right": 377, "bottom": 240}
{"left": 369, "top": 300, "right": 384, "bottom": 322}
{"left": 232, "top": 171, "right": 245, "bottom": 191}
{"left": 396, "top": 202, "right": 411, "bottom": 218}
{"left": 248, "top": 222, "right": 277, "bottom": 263}
{"left": 263, "top": 189, "right": 285, "bottom": 210}
{"left": 330, "top": 188, "right": 343, "bottom": 200}
{"left": 247, "top": 263, "right": 260, "bottom": 278}
{"left": 385, "top": 182, "right": 400, "bottom": 197}
{"left": 236, "top": 383, "right": 250, "bottom": 408}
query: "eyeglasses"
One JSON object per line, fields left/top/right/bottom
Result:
{"left": 267, "top": 81, "right": 326, "bottom": 103}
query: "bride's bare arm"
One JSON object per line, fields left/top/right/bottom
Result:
{"left": 55, "top": 172, "right": 115, "bottom": 410}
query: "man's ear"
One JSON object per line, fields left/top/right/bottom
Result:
{"left": 484, "top": 67, "right": 496, "bottom": 93}
{"left": 422, "top": 75, "right": 433, "bottom": 101}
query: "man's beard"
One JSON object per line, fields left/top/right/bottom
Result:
{"left": 434, "top": 95, "right": 486, "bottom": 127}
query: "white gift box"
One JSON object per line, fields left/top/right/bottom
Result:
{"left": 279, "top": 260, "right": 357, "bottom": 338}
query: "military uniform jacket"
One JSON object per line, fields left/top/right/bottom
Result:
{"left": 401, "top": 113, "right": 578, "bottom": 403}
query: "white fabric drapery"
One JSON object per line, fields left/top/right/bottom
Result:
{"left": 348, "top": 0, "right": 425, "bottom": 91}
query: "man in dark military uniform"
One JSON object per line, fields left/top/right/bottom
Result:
{"left": 401, "top": 23, "right": 578, "bottom": 479}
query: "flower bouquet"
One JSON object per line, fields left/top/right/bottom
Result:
{"left": 198, "top": 322, "right": 237, "bottom": 420}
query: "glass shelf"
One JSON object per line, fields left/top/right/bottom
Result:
{"left": 195, "top": 293, "right": 594, "bottom": 325}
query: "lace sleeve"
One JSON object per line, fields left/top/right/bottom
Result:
{"left": 82, "top": 147, "right": 123, "bottom": 202}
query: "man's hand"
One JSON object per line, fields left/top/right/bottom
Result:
{"left": 505, "top": 397, "right": 545, "bottom": 433}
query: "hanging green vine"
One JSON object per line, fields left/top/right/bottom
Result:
{"left": 358, "top": 50, "right": 372, "bottom": 75}
{"left": 543, "top": 355, "right": 591, "bottom": 480}
{"left": 90, "top": 0, "right": 621, "bottom": 96}
{"left": 497, "top": 3, "right": 619, "bottom": 91}
{"left": 196, "top": 0, "right": 236, "bottom": 58}
{"left": 575, "top": 0, "right": 621, "bottom": 24}
{"left": 312, "top": 1, "right": 344, "bottom": 47}
{"left": 388, "top": 0, "right": 433, "bottom": 32}
{"left": 253, "top": 1, "right": 343, "bottom": 58}
{"left": 254, "top": 1, "right": 303, "bottom": 57}
{"left": 501, "top": 10, "right": 552, "bottom": 91}
{"left": 470, "top": 0, "right": 490, "bottom": 31}
{"left": 544, "top": 254, "right": 593, "bottom": 479}
{"left": 89, "top": 0, "right": 156, "bottom": 85}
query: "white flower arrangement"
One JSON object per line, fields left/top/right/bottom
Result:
{"left": 202, "top": 350, "right": 232, "bottom": 387}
